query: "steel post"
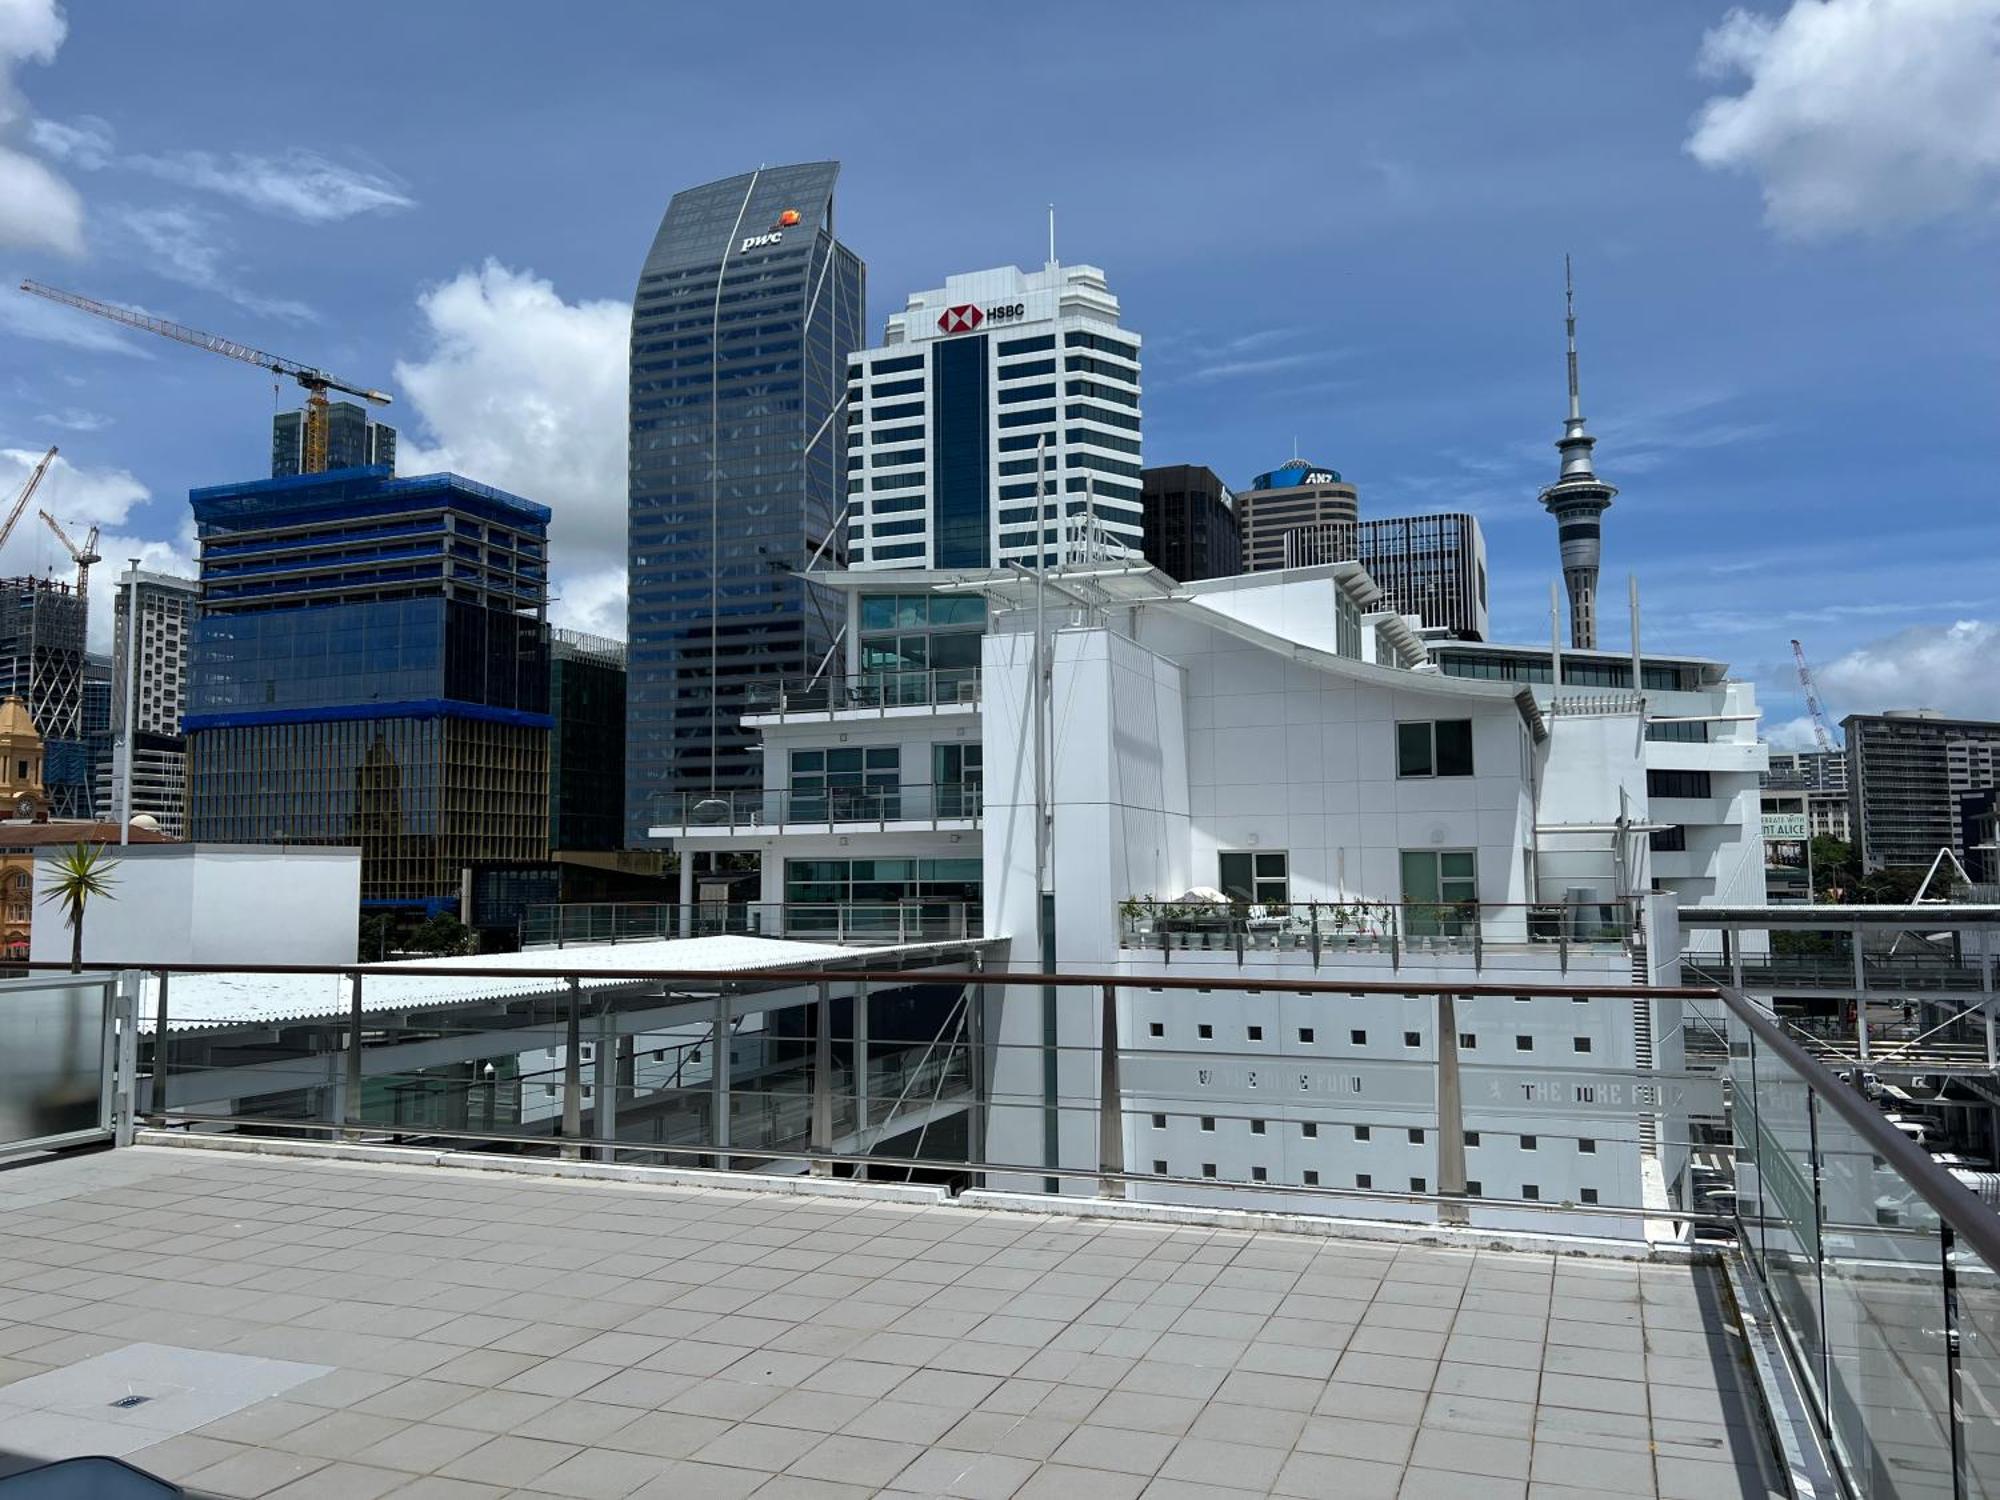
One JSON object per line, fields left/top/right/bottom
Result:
{"left": 1435, "top": 992, "right": 1469, "bottom": 1225}
{"left": 713, "top": 989, "right": 732, "bottom": 1159}
{"left": 811, "top": 980, "right": 832, "bottom": 1173}
{"left": 560, "top": 978, "right": 583, "bottom": 1159}
{"left": 1099, "top": 982, "right": 1125, "bottom": 1198}
{"left": 149, "top": 969, "right": 170, "bottom": 1119}
{"left": 594, "top": 998, "right": 618, "bottom": 1162}
{"left": 343, "top": 972, "right": 364, "bottom": 1139}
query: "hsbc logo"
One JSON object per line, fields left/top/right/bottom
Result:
{"left": 936, "top": 302, "right": 1027, "bottom": 335}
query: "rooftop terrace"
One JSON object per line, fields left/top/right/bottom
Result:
{"left": 0, "top": 1145, "right": 1776, "bottom": 1500}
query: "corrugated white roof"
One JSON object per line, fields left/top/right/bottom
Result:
{"left": 143, "top": 936, "right": 938, "bottom": 1032}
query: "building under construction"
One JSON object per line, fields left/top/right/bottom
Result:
{"left": 0, "top": 577, "right": 90, "bottom": 816}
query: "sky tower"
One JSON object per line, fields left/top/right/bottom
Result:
{"left": 1538, "top": 257, "right": 1617, "bottom": 650}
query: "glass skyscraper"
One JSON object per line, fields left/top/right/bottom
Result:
{"left": 626, "top": 162, "right": 864, "bottom": 841}
{"left": 184, "top": 467, "right": 552, "bottom": 909}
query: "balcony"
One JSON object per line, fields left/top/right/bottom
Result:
{"left": 520, "top": 899, "right": 979, "bottom": 948}
{"left": 741, "top": 668, "right": 982, "bottom": 721}
{"left": 0, "top": 957, "right": 1992, "bottom": 1496}
{"left": 1116, "top": 898, "right": 1637, "bottom": 972}
{"left": 650, "top": 783, "right": 983, "bottom": 838}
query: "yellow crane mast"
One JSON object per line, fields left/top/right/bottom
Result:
{"left": 17, "top": 281, "right": 391, "bottom": 475}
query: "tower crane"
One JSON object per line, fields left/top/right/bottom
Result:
{"left": 38, "top": 512, "right": 100, "bottom": 603}
{"left": 1, "top": 446, "right": 59, "bottom": 555}
{"left": 1790, "top": 638, "right": 1839, "bottom": 753}
{"left": 17, "top": 281, "right": 391, "bottom": 475}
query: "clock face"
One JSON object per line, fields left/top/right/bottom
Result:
{"left": 14, "top": 796, "right": 32, "bottom": 819}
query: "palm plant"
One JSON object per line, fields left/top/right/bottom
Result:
{"left": 41, "top": 843, "right": 116, "bottom": 974}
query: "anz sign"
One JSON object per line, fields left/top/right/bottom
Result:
{"left": 1252, "top": 459, "right": 1345, "bottom": 490}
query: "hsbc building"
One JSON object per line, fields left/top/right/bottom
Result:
{"left": 845, "top": 261, "right": 1142, "bottom": 570}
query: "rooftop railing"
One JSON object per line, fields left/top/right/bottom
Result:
{"left": 741, "top": 668, "right": 981, "bottom": 718}
{"left": 650, "top": 782, "right": 983, "bottom": 834}
{"left": 519, "top": 900, "right": 977, "bottom": 949}
{"left": 1116, "top": 897, "right": 1638, "bottom": 971}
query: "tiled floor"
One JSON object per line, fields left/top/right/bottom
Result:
{"left": 0, "top": 1147, "right": 1781, "bottom": 1499}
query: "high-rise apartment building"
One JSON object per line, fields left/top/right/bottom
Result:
{"left": 1281, "top": 512, "right": 1491, "bottom": 642}
{"left": 272, "top": 402, "right": 397, "bottom": 478}
{"left": 1236, "top": 459, "right": 1357, "bottom": 572}
{"left": 92, "top": 569, "right": 196, "bottom": 837}
{"left": 1140, "top": 465, "right": 1237, "bottom": 582}
{"left": 185, "top": 468, "right": 552, "bottom": 909}
{"left": 626, "top": 163, "right": 865, "bottom": 836}
{"left": 550, "top": 629, "right": 626, "bottom": 853}
{"left": 845, "top": 261, "right": 1142, "bottom": 572}
{"left": 1844, "top": 710, "right": 2000, "bottom": 871}
{"left": 1762, "top": 748, "right": 1850, "bottom": 841}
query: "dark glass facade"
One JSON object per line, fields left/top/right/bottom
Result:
{"left": 272, "top": 401, "right": 397, "bottom": 478}
{"left": 185, "top": 467, "right": 552, "bottom": 910}
{"left": 550, "top": 629, "right": 626, "bottom": 852}
{"left": 627, "top": 163, "right": 865, "bottom": 840}
{"left": 932, "top": 334, "right": 990, "bottom": 568}
{"left": 1139, "top": 465, "right": 1239, "bottom": 582}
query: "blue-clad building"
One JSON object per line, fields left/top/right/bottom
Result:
{"left": 626, "top": 162, "right": 865, "bottom": 840}
{"left": 184, "top": 467, "right": 553, "bottom": 911}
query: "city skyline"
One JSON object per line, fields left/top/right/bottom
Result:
{"left": 0, "top": 1, "right": 1995, "bottom": 744}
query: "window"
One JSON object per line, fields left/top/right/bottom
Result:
{"left": 1522, "top": 1135, "right": 1538, "bottom": 1151}
{"left": 1411, "top": 1177, "right": 1427, "bottom": 1193}
{"left": 1579, "top": 1138, "right": 1597, "bottom": 1154}
{"left": 1648, "top": 825, "right": 1688, "bottom": 852}
{"left": 1199, "top": 1116, "right": 1215, "bottom": 1132}
{"left": 1198, "top": 1023, "right": 1213, "bottom": 1040}
{"left": 1403, "top": 1031, "right": 1421, "bottom": 1048}
{"left": 1219, "top": 851, "right": 1288, "bottom": 904}
{"left": 1458, "top": 1033, "right": 1477, "bottom": 1050}
{"left": 1408, "top": 1129, "right": 1425, "bottom": 1144}
{"left": 1581, "top": 1188, "right": 1599, "bottom": 1204}
{"left": 1151, "top": 1114, "right": 1166, "bottom": 1129}
{"left": 1350, "top": 1029, "right": 1367, "bottom": 1045}
{"left": 1573, "top": 1037, "right": 1593, "bottom": 1054}
{"left": 1357, "top": 1173, "right": 1373, "bottom": 1189}
{"left": 1396, "top": 719, "right": 1475, "bottom": 778}
{"left": 1202, "top": 1163, "right": 1217, "bottom": 1179}
{"left": 1247, "top": 1026, "right": 1264, "bottom": 1042}
{"left": 1522, "top": 1185, "right": 1540, "bottom": 1201}
{"left": 1464, "top": 1131, "right": 1481, "bottom": 1147}
{"left": 1148, "top": 1022, "right": 1163, "bottom": 1038}
{"left": 1153, "top": 1160, "right": 1168, "bottom": 1175}
{"left": 1354, "top": 1125, "right": 1371, "bottom": 1141}
{"left": 1251, "top": 1120, "right": 1267, "bottom": 1136}
{"left": 1299, "top": 1027, "right": 1315, "bottom": 1044}
{"left": 1515, "top": 1035, "right": 1534, "bottom": 1052}
{"left": 1251, "top": 1167, "right": 1268, "bottom": 1182}
{"left": 1466, "top": 1181, "right": 1483, "bottom": 1196}
{"left": 1400, "top": 850, "right": 1477, "bottom": 933}
{"left": 1303, "top": 1170, "right": 1320, "bottom": 1186}
{"left": 1648, "top": 769, "right": 1713, "bottom": 800}
{"left": 1302, "top": 1122, "right": 1318, "bottom": 1139}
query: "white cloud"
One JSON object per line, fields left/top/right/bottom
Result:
{"left": 1803, "top": 619, "right": 2000, "bottom": 722}
{"left": 393, "top": 261, "right": 631, "bottom": 638}
{"left": 27, "top": 111, "right": 108, "bottom": 169}
{"left": 1762, "top": 715, "right": 1828, "bottom": 751}
{"left": 110, "top": 204, "right": 315, "bottom": 322}
{"left": 33, "top": 406, "right": 110, "bottom": 431}
{"left": 1688, "top": 0, "right": 2000, "bottom": 236}
{"left": 0, "top": 0, "right": 81, "bottom": 256}
{"left": 129, "top": 148, "right": 414, "bottom": 223}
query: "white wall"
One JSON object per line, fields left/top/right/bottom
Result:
{"left": 32, "top": 844, "right": 360, "bottom": 966}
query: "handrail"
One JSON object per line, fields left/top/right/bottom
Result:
{"left": 1713, "top": 981, "right": 2000, "bottom": 1268}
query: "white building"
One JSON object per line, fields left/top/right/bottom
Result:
{"left": 845, "top": 261, "right": 1141, "bottom": 571}
{"left": 97, "top": 567, "right": 195, "bottom": 837}
{"left": 654, "top": 560, "right": 1765, "bottom": 1236}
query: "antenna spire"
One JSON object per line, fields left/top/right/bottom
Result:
{"left": 1047, "top": 204, "right": 1057, "bottom": 267}
{"left": 1564, "top": 253, "right": 1581, "bottom": 423}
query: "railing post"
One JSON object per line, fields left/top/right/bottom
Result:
{"left": 712, "top": 988, "right": 732, "bottom": 1162}
{"left": 112, "top": 972, "right": 139, "bottom": 1147}
{"left": 1099, "top": 982, "right": 1125, "bottom": 1198}
{"left": 1435, "top": 992, "right": 1468, "bottom": 1225}
{"left": 149, "top": 968, "right": 170, "bottom": 1120}
{"left": 560, "top": 977, "right": 583, "bottom": 1160}
{"left": 1853, "top": 935, "right": 1871, "bottom": 1061}
{"left": 1390, "top": 906, "right": 1401, "bottom": 972}
{"left": 855, "top": 980, "right": 870, "bottom": 1145}
{"left": 594, "top": 996, "right": 618, "bottom": 1162}
{"left": 1473, "top": 915, "right": 1484, "bottom": 973}
{"left": 1558, "top": 915, "right": 1569, "bottom": 975}
{"left": 967, "top": 958, "right": 988, "bottom": 1176}
{"left": 343, "top": 971, "right": 364, "bottom": 1140}
{"left": 810, "top": 980, "right": 832, "bottom": 1174}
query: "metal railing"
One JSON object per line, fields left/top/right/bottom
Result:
{"left": 1116, "top": 898, "right": 1638, "bottom": 971}
{"left": 650, "top": 783, "right": 983, "bottom": 833}
{"left": 742, "top": 668, "right": 981, "bottom": 717}
{"left": 520, "top": 901, "right": 977, "bottom": 949}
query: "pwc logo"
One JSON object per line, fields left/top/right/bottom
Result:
{"left": 937, "top": 304, "right": 984, "bottom": 335}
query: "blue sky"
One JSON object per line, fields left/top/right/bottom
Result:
{"left": 1, "top": 0, "right": 1995, "bottom": 742}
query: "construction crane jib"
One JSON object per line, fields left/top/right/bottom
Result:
{"left": 17, "top": 280, "right": 391, "bottom": 476}
{"left": 39, "top": 511, "right": 101, "bottom": 602}
{"left": 1, "top": 446, "right": 58, "bottom": 555}
{"left": 1790, "top": 638, "right": 1838, "bottom": 754}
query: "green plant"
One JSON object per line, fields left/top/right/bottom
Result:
{"left": 41, "top": 843, "right": 116, "bottom": 974}
{"left": 408, "top": 913, "right": 478, "bottom": 957}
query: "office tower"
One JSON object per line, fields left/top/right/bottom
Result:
{"left": 627, "top": 163, "right": 865, "bottom": 836}
{"left": 1353, "top": 514, "right": 1490, "bottom": 641}
{"left": 185, "top": 468, "right": 552, "bottom": 909}
{"left": 1538, "top": 261, "right": 1617, "bottom": 650}
{"left": 550, "top": 629, "right": 626, "bottom": 852}
{"left": 845, "top": 261, "right": 1142, "bottom": 571}
{"left": 272, "top": 401, "right": 397, "bottom": 478}
{"left": 1843, "top": 710, "right": 2000, "bottom": 871}
{"left": 1140, "top": 465, "right": 1238, "bottom": 582}
{"left": 0, "top": 577, "right": 88, "bottom": 816}
{"left": 1762, "top": 748, "right": 1850, "bottom": 841}
{"left": 1236, "top": 459, "right": 1358, "bottom": 572}
{"left": 95, "top": 570, "right": 196, "bottom": 837}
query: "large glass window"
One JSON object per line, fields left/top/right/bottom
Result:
{"left": 932, "top": 334, "right": 990, "bottom": 567}
{"left": 1219, "top": 851, "right": 1288, "bottom": 905}
{"left": 783, "top": 856, "right": 982, "bottom": 933}
{"left": 789, "top": 746, "right": 899, "bottom": 819}
{"left": 1648, "top": 769, "right": 1713, "bottom": 800}
{"left": 933, "top": 742, "right": 983, "bottom": 818}
{"left": 1400, "top": 850, "right": 1477, "bottom": 935}
{"left": 1396, "top": 719, "right": 1475, "bottom": 778}
{"left": 858, "top": 593, "right": 986, "bottom": 704}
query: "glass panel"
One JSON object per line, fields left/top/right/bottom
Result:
{"left": 1396, "top": 721, "right": 1433, "bottom": 777}
{"left": 1435, "top": 719, "right": 1474, "bottom": 777}
{"left": 1400, "top": 850, "right": 1439, "bottom": 904}
{"left": 1219, "top": 852, "right": 1254, "bottom": 903}
{"left": 0, "top": 978, "right": 106, "bottom": 1147}
{"left": 1960, "top": 1240, "right": 2000, "bottom": 1499}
